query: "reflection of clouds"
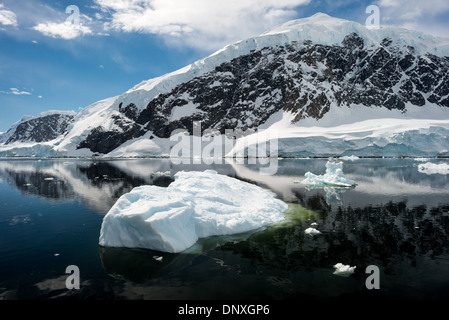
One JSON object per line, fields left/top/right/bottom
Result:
{"left": 0, "top": 160, "right": 154, "bottom": 214}
{"left": 305, "top": 185, "right": 352, "bottom": 205}
{"left": 0, "top": 287, "right": 17, "bottom": 300}
{"left": 8, "top": 214, "right": 32, "bottom": 226}
{"left": 34, "top": 275, "right": 67, "bottom": 292}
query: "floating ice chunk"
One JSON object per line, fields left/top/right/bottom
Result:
{"left": 417, "top": 162, "right": 449, "bottom": 175}
{"left": 153, "top": 256, "right": 163, "bottom": 262}
{"left": 333, "top": 263, "right": 356, "bottom": 277}
{"left": 99, "top": 170, "right": 288, "bottom": 253}
{"left": 302, "top": 158, "right": 356, "bottom": 187}
{"left": 305, "top": 227, "right": 321, "bottom": 235}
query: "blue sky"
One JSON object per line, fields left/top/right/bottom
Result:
{"left": 1, "top": 0, "right": 448, "bottom": 132}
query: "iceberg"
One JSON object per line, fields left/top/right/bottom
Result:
{"left": 99, "top": 170, "right": 288, "bottom": 253}
{"left": 302, "top": 158, "right": 356, "bottom": 187}
{"left": 417, "top": 162, "right": 449, "bottom": 175}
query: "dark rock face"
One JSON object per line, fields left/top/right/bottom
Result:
{"left": 78, "top": 33, "right": 449, "bottom": 153}
{"left": 5, "top": 114, "right": 74, "bottom": 145}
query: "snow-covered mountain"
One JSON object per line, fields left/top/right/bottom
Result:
{"left": 1, "top": 13, "right": 449, "bottom": 158}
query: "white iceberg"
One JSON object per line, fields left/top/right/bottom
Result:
{"left": 417, "top": 162, "right": 449, "bottom": 175}
{"left": 302, "top": 158, "right": 356, "bottom": 187}
{"left": 333, "top": 263, "right": 356, "bottom": 277}
{"left": 99, "top": 170, "right": 288, "bottom": 253}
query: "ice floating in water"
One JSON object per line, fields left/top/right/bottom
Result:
{"left": 99, "top": 170, "right": 288, "bottom": 253}
{"left": 333, "top": 263, "right": 356, "bottom": 277}
{"left": 302, "top": 158, "right": 356, "bottom": 187}
{"left": 305, "top": 227, "right": 321, "bottom": 235}
{"left": 417, "top": 162, "right": 449, "bottom": 175}
{"left": 153, "top": 255, "right": 163, "bottom": 262}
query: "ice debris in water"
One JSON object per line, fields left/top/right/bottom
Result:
{"left": 153, "top": 256, "right": 163, "bottom": 262}
{"left": 99, "top": 170, "right": 288, "bottom": 253}
{"left": 333, "top": 263, "right": 356, "bottom": 277}
{"left": 302, "top": 158, "right": 356, "bottom": 187}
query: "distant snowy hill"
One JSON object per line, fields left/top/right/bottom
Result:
{"left": 1, "top": 13, "right": 449, "bottom": 158}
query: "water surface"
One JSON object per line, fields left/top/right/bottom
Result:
{"left": 0, "top": 158, "right": 448, "bottom": 301}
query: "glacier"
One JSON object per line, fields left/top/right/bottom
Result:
{"left": 98, "top": 170, "right": 288, "bottom": 253}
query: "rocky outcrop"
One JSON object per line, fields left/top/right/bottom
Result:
{"left": 4, "top": 113, "right": 74, "bottom": 145}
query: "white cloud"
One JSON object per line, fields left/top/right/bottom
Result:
{"left": 38, "top": 95, "right": 42, "bottom": 99}
{"left": 377, "top": 0, "right": 449, "bottom": 37}
{"left": 1, "top": 88, "right": 32, "bottom": 95}
{"left": 33, "top": 21, "right": 92, "bottom": 39}
{"left": 0, "top": 3, "right": 18, "bottom": 26}
{"left": 95, "top": 0, "right": 311, "bottom": 50}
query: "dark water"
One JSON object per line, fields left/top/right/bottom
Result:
{"left": 0, "top": 158, "right": 448, "bottom": 301}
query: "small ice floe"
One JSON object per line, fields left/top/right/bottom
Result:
{"left": 54, "top": 253, "right": 60, "bottom": 257}
{"left": 44, "top": 177, "right": 54, "bottom": 181}
{"left": 333, "top": 263, "right": 356, "bottom": 277}
{"left": 302, "top": 158, "right": 356, "bottom": 187}
{"left": 305, "top": 227, "right": 321, "bottom": 236}
{"left": 153, "top": 255, "right": 163, "bottom": 262}
{"left": 152, "top": 171, "right": 171, "bottom": 176}
{"left": 417, "top": 162, "right": 449, "bottom": 175}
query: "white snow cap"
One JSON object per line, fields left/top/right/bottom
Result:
{"left": 119, "top": 12, "right": 449, "bottom": 111}
{"left": 99, "top": 170, "right": 288, "bottom": 253}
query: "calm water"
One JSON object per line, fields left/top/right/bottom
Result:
{"left": 0, "top": 158, "right": 448, "bottom": 301}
